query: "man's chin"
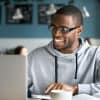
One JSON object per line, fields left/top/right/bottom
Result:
{"left": 54, "top": 45, "right": 63, "bottom": 50}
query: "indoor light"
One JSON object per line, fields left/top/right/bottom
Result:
{"left": 46, "top": 4, "right": 57, "bottom": 15}
{"left": 12, "top": 8, "right": 24, "bottom": 20}
{"left": 82, "top": 6, "right": 90, "bottom": 18}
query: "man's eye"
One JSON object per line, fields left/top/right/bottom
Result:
{"left": 61, "top": 28, "right": 68, "bottom": 33}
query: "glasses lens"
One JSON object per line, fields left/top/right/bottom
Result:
{"left": 49, "top": 25, "right": 69, "bottom": 33}
{"left": 49, "top": 25, "right": 79, "bottom": 34}
{"left": 60, "top": 27, "right": 69, "bottom": 33}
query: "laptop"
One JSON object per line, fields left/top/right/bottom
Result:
{"left": 0, "top": 55, "right": 28, "bottom": 100}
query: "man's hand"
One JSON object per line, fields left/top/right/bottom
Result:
{"left": 44, "top": 83, "right": 78, "bottom": 95}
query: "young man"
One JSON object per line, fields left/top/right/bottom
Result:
{"left": 28, "top": 5, "right": 100, "bottom": 100}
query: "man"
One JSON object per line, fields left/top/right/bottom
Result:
{"left": 28, "top": 5, "right": 100, "bottom": 100}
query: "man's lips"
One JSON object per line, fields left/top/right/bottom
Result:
{"left": 54, "top": 39, "right": 64, "bottom": 42}
{"left": 54, "top": 39, "right": 64, "bottom": 48}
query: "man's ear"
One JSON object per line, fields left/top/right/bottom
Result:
{"left": 78, "top": 25, "right": 83, "bottom": 34}
{"left": 76, "top": 25, "right": 83, "bottom": 36}
{"left": 74, "top": 25, "right": 83, "bottom": 38}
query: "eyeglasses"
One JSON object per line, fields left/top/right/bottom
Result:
{"left": 48, "top": 25, "right": 79, "bottom": 34}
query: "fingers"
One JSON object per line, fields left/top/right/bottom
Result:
{"left": 45, "top": 83, "right": 63, "bottom": 94}
{"left": 52, "top": 83, "right": 59, "bottom": 90}
{"left": 44, "top": 83, "right": 55, "bottom": 94}
{"left": 55, "top": 83, "right": 63, "bottom": 90}
{"left": 62, "top": 83, "right": 73, "bottom": 91}
{"left": 45, "top": 83, "right": 74, "bottom": 95}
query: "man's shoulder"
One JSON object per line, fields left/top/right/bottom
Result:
{"left": 89, "top": 45, "right": 100, "bottom": 50}
{"left": 33, "top": 45, "right": 46, "bottom": 52}
{"left": 88, "top": 45, "right": 100, "bottom": 55}
{"left": 29, "top": 45, "right": 47, "bottom": 55}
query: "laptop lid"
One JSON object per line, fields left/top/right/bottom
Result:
{"left": 0, "top": 55, "right": 27, "bottom": 100}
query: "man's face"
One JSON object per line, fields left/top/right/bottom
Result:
{"left": 50, "top": 14, "right": 82, "bottom": 53}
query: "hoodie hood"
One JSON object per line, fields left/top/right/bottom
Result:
{"left": 45, "top": 38, "right": 91, "bottom": 80}
{"left": 45, "top": 38, "right": 90, "bottom": 57}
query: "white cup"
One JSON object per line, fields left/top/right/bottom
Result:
{"left": 32, "top": 94, "right": 51, "bottom": 100}
{"left": 51, "top": 90, "right": 72, "bottom": 100}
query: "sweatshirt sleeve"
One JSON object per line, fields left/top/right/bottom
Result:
{"left": 78, "top": 47, "right": 100, "bottom": 95}
{"left": 28, "top": 52, "right": 34, "bottom": 97}
{"left": 78, "top": 82, "right": 100, "bottom": 95}
{"left": 78, "top": 84, "right": 91, "bottom": 94}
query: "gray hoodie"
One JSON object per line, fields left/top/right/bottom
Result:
{"left": 28, "top": 38, "right": 100, "bottom": 96}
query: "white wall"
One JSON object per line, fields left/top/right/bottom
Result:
{"left": 90, "top": 38, "right": 100, "bottom": 46}
{"left": 0, "top": 38, "right": 51, "bottom": 53}
{"left": 0, "top": 38, "right": 100, "bottom": 54}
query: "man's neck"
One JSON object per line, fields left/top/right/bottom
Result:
{"left": 60, "top": 40, "right": 80, "bottom": 54}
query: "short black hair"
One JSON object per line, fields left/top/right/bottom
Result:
{"left": 52, "top": 5, "right": 83, "bottom": 26}
{"left": 14, "top": 45, "right": 24, "bottom": 54}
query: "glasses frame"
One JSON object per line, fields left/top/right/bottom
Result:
{"left": 48, "top": 24, "right": 79, "bottom": 34}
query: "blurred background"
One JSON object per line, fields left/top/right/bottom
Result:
{"left": 0, "top": 0, "right": 100, "bottom": 53}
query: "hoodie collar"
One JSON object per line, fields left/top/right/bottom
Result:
{"left": 45, "top": 38, "right": 90, "bottom": 57}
